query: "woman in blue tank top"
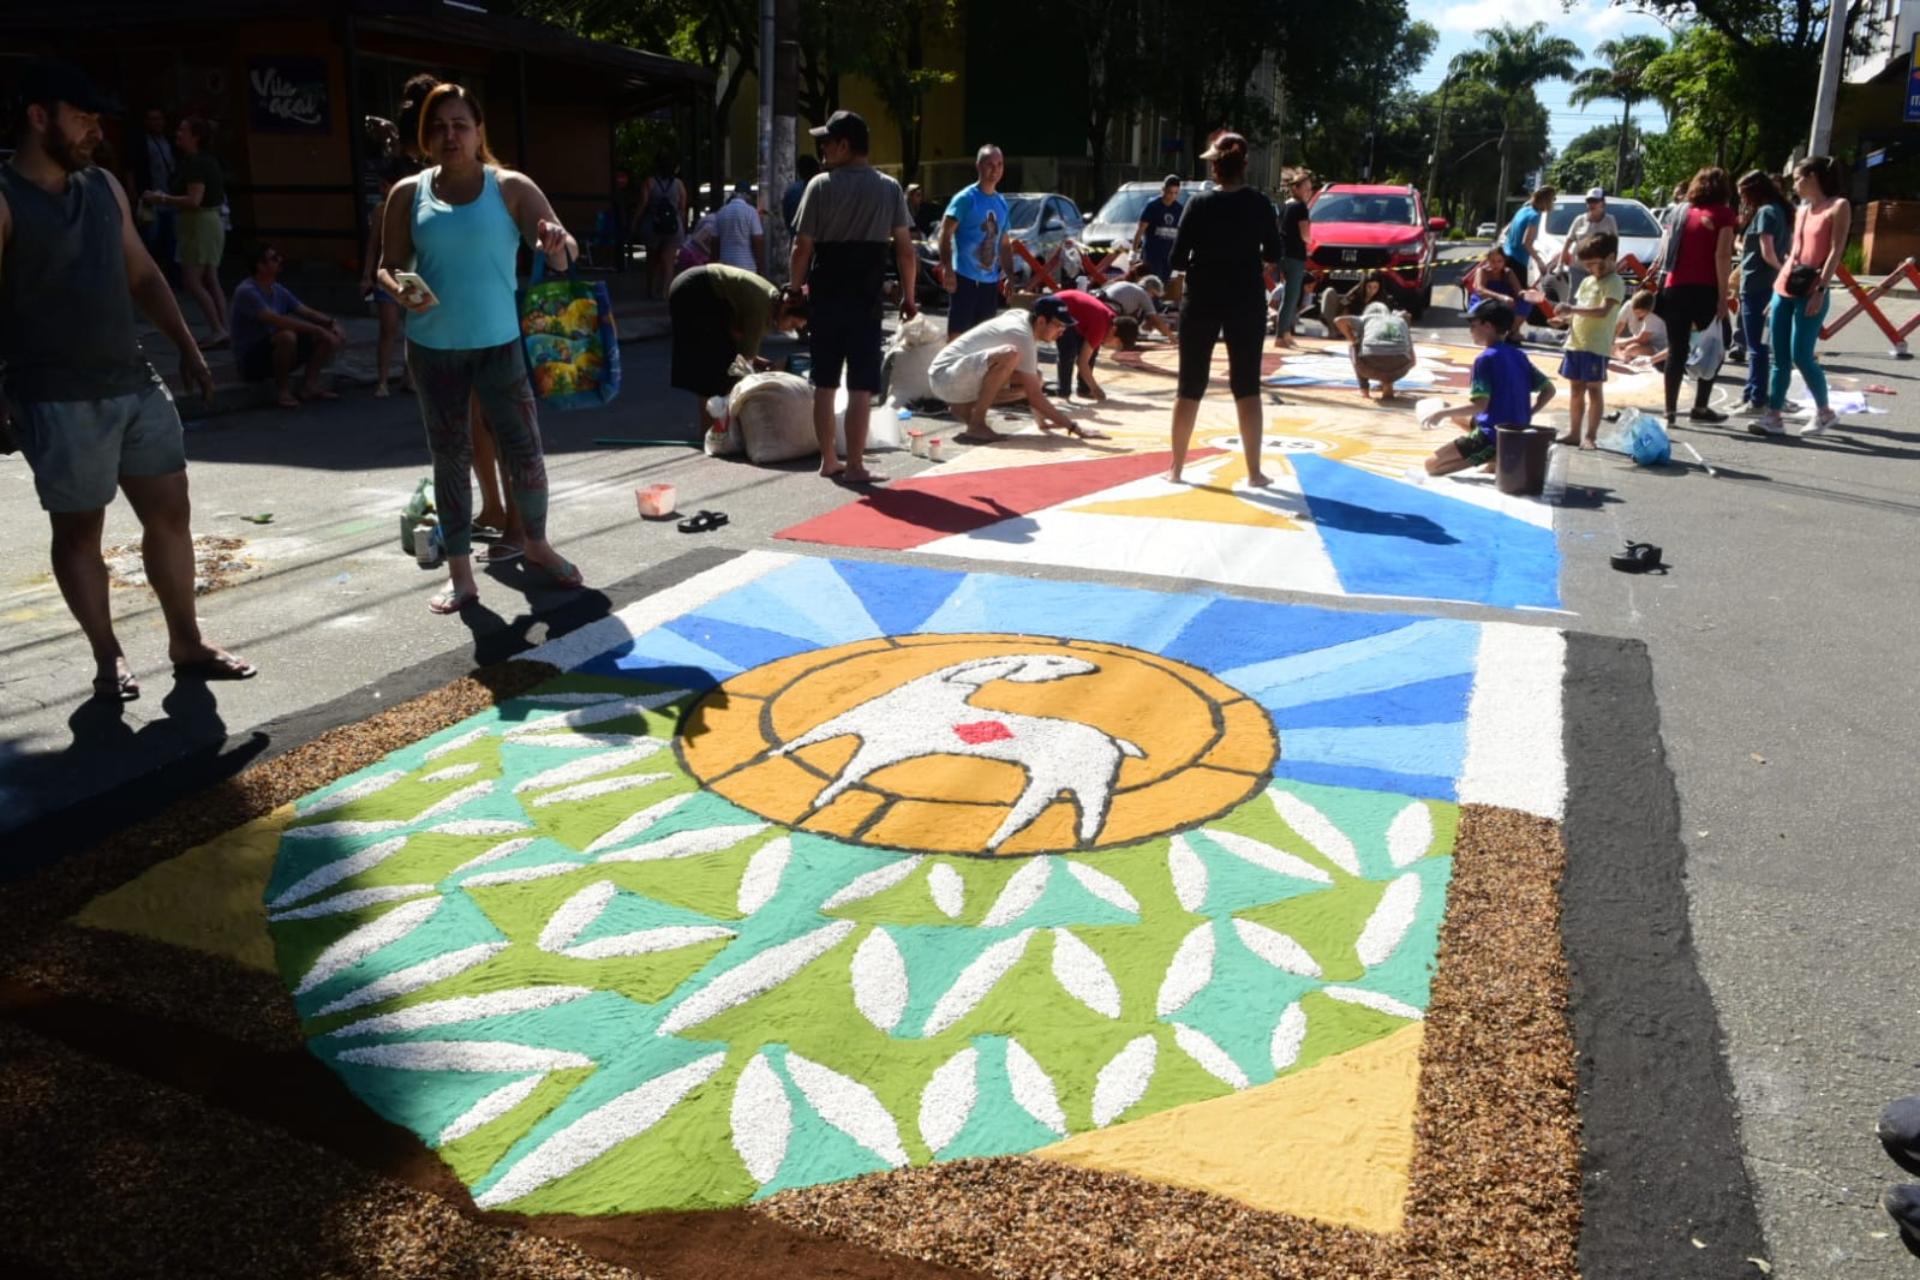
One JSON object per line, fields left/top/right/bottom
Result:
{"left": 377, "top": 82, "right": 583, "bottom": 614}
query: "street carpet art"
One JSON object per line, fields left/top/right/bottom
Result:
{"left": 778, "top": 338, "right": 1562, "bottom": 611}
{"left": 58, "top": 550, "right": 1582, "bottom": 1278}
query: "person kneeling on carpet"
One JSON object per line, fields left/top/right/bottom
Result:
{"left": 1345, "top": 299, "right": 1416, "bottom": 401}
{"left": 928, "top": 297, "right": 1100, "bottom": 443}
{"left": 1419, "top": 299, "right": 1554, "bottom": 476}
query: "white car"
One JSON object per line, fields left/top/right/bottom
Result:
{"left": 1475, "top": 222, "right": 1498, "bottom": 239}
{"left": 1530, "top": 196, "right": 1663, "bottom": 299}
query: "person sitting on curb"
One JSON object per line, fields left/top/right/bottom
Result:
{"left": 928, "top": 296, "right": 1093, "bottom": 443}
{"left": 229, "top": 242, "right": 346, "bottom": 408}
{"left": 1419, "top": 299, "right": 1554, "bottom": 476}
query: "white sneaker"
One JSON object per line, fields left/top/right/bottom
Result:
{"left": 1800, "top": 409, "right": 1836, "bottom": 437}
{"left": 1737, "top": 400, "right": 1769, "bottom": 418}
{"left": 1746, "top": 411, "right": 1786, "bottom": 437}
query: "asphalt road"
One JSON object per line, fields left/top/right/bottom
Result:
{"left": 3, "top": 275, "right": 1917, "bottom": 1277}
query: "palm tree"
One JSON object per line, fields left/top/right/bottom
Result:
{"left": 1448, "top": 21, "right": 1581, "bottom": 221}
{"left": 1568, "top": 34, "right": 1667, "bottom": 193}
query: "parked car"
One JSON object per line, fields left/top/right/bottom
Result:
{"left": 1306, "top": 183, "right": 1446, "bottom": 317}
{"left": 1002, "top": 192, "right": 1085, "bottom": 282}
{"left": 1079, "top": 180, "right": 1217, "bottom": 254}
{"left": 1475, "top": 221, "right": 1498, "bottom": 239}
{"left": 1530, "top": 195, "right": 1664, "bottom": 298}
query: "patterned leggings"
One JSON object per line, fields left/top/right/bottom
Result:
{"left": 406, "top": 341, "right": 549, "bottom": 557}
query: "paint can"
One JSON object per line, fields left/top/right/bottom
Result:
{"left": 637, "top": 483, "right": 678, "bottom": 518}
{"left": 908, "top": 429, "right": 928, "bottom": 457}
{"left": 927, "top": 436, "right": 945, "bottom": 461}
{"left": 414, "top": 522, "right": 441, "bottom": 567}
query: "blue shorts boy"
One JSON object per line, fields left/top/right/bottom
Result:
{"left": 1559, "top": 349, "right": 1608, "bottom": 383}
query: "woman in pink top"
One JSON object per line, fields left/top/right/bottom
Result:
{"left": 1756, "top": 156, "right": 1850, "bottom": 438}
{"left": 1652, "top": 166, "right": 1737, "bottom": 425}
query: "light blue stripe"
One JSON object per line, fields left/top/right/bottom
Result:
{"left": 919, "top": 575, "right": 1212, "bottom": 651}
{"left": 1280, "top": 723, "right": 1468, "bottom": 781}
{"left": 1220, "top": 618, "right": 1474, "bottom": 705}
{"left": 694, "top": 557, "right": 884, "bottom": 647}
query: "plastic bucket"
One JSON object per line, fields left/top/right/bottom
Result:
{"left": 636, "top": 483, "right": 678, "bottom": 518}
{"left": 1494, "top": 424, "right": 1553, "bottom": 497}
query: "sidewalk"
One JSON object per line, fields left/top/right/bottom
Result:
{"left": 149, "top": 286, "right": 671, "bottom": 419}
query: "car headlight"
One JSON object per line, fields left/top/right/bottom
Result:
{"left": 1388, "top": 238, "right": 1427, "bottom": 257}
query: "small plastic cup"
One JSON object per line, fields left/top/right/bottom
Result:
{"left": 908, "top": 429, "right": 928, "bottom": 457}
{"left": 637, "top": 483, "right": 677, "bottom": 518}
{"left": 927, "top": 436, "right": 945, "bottom": 461}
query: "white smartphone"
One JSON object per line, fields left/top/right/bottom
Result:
{"left": 392, "top": 271, "right": 438, "bottom": 306}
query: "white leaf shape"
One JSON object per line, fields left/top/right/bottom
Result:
{"left": 538, "top": 881, "right": 619, "bottom": 954}
{"left": 917, "top": 1047, "right": 978, "bottom": 1154}
{"left": 449, "top": 837, "right": 538, "bottom": 876}
{"left": 730, "top": 1053, "right": 792, "bottom": 1185}
{"left": 1354, "top": 873, "right": 1423, "bottom": 967}
{"left": 658, "top": 920, "right": 857, "bottom": 1036}
{"left": 269, "top": 883, "right": 436, "bottom": 922}
{"left": 1386, "top": 802, "right": 1435, "bottom": 868}
{"left": 298, "top": 769, "right": 406, "bottom": 816}
{"left": 294, "top": 897, "right": 442, "bottom": 995}
{"left": 336, "top": 1040, "right": 591, "bottom": 1072}
{"left": 437, "top": 1076, "right": 544, "bottom": 1146}
{"left": 472, "top": 1051, "right": 725, "bottom": 1208}
{"left": 425, "top": 819, "right": 531, "bottom": 837}
{"left": 512, "top": 691, "right": 636, "bottom": 705}
{"left": 1050, "top": 929, "right": 1121, "bottom": 1018}
{"left": 409, "top": 780, "right": 495, "bottom": 823}
{"left": 820, "top": 856, "right": 927, "bottom": 911}
{"left": 511, "top": 731, "right": 653, "bottom": 750}
{"left": 1173, "top": 1022, "right": 1249, "bottom": 1090}
{"left": 598, "top": 823, "right": 770, "bottom": 864}
{"left": 737, "top": 837, "right": 792, "bottom": 914}
{"left": 1168, "top": 834, "right": 1208, "bottom": 912}
{"left": 1156, "top": 922, "right": 1216, "bottom": 1016}
{"left": 420, "top": 761, "right": 482, "bottom": 784}
{"left": 1323, "top": 986, "right": 1423, "bottom": 1020}
{"left": 513, "top": 742, "right": 667, "bottom": 794}
{"left": 981, "top": 858, "right": 1051, "bottom": 928}
{"left": 530, "top": 772, "right": 671, "bottom": 808}
{"left": 282, "top": 818, "right": 407, "bottom": 841}
{"left": 563, "top": 926, "right": 736, "bottom": 960}
{"left": 851, "top": 928, "right": 910, "bottom": 1033}
{"left": 1200, "top": 828, "right": 1333, "bottom": 885}
{"left": 1270, "top": 1001, "right": 1308, "bottom": 1072}
{"left": 922, "top": 930, "right": 1034, "bottom": 1036}
{"left": 582, "top": 793, "right": 696, "bottom": 854}
{"left": 1231, "top": 919, "right": 1323, "bottom": 978}
{"left": 784, "top": 1052, "right": 909, "bottom": 1168}
{"left": 423, "top": 725, "right": 491, "bottom": 761}
{"left": 1063, "top": 859, "right": 1140, "bottom": 914}
{"left": 501, "top": 691, "right": 689, "bottom": 737}
{"left": 1091, "top": 1034, "right": 1158, "bottom": 1127}
{"left": 1268, "top": 789, "right": 1362, "bottom": 876}
{"left": 462, "top": 862, "right": 582, "bottom": 887}
{"left": 312, "top": 942, "right": 506, "bottom": 1016}
{"left": 1003, "top": 1038, "right": 1067, "bottom": 1136}
{"left": 325, "top": 986, "right": 594, "bottom": 1038}
{"left": 927, "top": 863, "right": 966, "bottom": 920}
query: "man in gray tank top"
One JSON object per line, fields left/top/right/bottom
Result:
{"left": 1, "top": 60, "right": 254, "bottom": 701}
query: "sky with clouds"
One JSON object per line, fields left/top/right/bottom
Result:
{"left": 1405, "top": 0, "right": 1676, "bottom": 162}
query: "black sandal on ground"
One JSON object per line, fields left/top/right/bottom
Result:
{"left": 677, "top": 510, "right": 730, "bottom": 533}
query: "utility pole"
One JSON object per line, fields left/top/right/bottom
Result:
{"left": 768, "top": 0, "right": 798, "bottom": 283}
{"left": 1426, "top": 75, "right": 1452, "bottom": 203}
{"left": 1808, "top": 0, "right": 1850, "bottom": 155}
{"left": 759, "top": 0, "right": 775, "bottom": 274}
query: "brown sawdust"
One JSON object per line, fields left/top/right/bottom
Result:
{"left": 757, "top": 805, "right": 1581, "bottom": 1280}
{"left": 102, "top": 533, "right": 255, "bottom": 595}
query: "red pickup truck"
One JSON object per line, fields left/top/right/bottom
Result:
{"left": 1306, "top": 183, "right": 1447, "bottom": 318}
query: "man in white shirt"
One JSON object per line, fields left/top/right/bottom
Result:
{"left": 1557, "top": 188, "right": 1619, "bottom": 288}
{"left": 709, "top": 181, "right": 765, "bottom": 273}
{"left": 930, "top": 297, "right": 1082, "bottom": 442}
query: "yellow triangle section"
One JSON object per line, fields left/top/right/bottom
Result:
{"left": 1033, "top": 1023, "right": 1423, "bottom": 1234}
{"left": 1068, "top": 454, "right": 1303, "bottom": 529}
{"left": 71, "top": 803, "right": 293, "bottom": 974}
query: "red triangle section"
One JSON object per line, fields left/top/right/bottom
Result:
{"left": 776, "top": 448, "right": 1222, "bottom": 550}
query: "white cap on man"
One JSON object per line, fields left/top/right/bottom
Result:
{"left": 1585, "top": 187, "right": 1606, "bottom": 202}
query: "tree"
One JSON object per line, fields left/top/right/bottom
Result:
{"left": 1448, "top": 21, "right": 1581, "bottom": 215}
{"left": 1568, "top": 34, "right": 1666, "bottom": 192}
{"left": 851, "top": 0, "right": 959, "bottom": 184}
{"left": 1063, "top": 0, "right": 1158, "bottom": 198}
{"left": 1642, "top": 25, "right": 1760, "bottom": 178}
{"left": 1549, "top": 122, "right": 1630, "bottom": 195}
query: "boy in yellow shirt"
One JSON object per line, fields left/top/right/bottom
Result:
{"left": 1554, "top": 232, "right": 1625, "bottom": 449}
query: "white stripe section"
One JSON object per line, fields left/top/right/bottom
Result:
{"left": 1458, "top": 624, "right": 1567, "bottom": 820}
{"left": 583, "top": 793, "right": 697, "bottom": 855}
{"left": 538, "top": 881, "right": 618, "bottom": 953}
{"left": 297, "top": 770, "right": 407, "bottom": 817}
{"left": 519, "top": 549, "right": 797, "bottom": 672}
{"left": 1323, "top": 986, "right": 1424, "bottom": 1020}
{"left": 325, "top": 986, "right": 595, "bottom": 1038}
{"left": 597, "top": 824, "right": 770, "bottom": 864}
{"left": 821, "top": 857, "right": 925, "bottom": 910}
{"left": 513, "top": 743, "right": 667, "bottom": 794}
{"left": 785, "top": 1052, "right": 910, "bottom": 1168}
{"left": 437, "top": 1076, "right": 545, "bottom": 1146}
{"left": 423, "top": 725, "right": 491, "bottom": 761}
{"left": 563, "top": 926, "right": 735, "bottom": 960}
{"left": 1354, "top": 873, "right": 1422, "bottom": 968}
{"left": 269, "top": 884, "right": 437, "bottom": 921}
{"left": 501, "top": 692, "right": 690, "bottom": 739}
{"left": 529, "top": 772, "right": 671, "bottom": 808}
{"left": 294, "top": 897, "right": 442, "bottom": 995}
{"left": 269, "top": 835, "right": 411, "bottom": 908}
{"left": 730, "top": 1053, "right": 792, "bottom": 1185}
{"left": 336, "top": 1041, "right": 592, "bottom": 1072}
{"left": 472, "top": 1052, "right": 726, "bottom": 1208}
{"left": 449, "top": 837, "right": 539, "bottom": 877}
{"left": 657, "top": 920, "right": 856, "bottom": 1036}
{"left": 462, "top": 862, "right": 582, "bottom": 887}
{"left": 312, "top": 943, "right": 507, "bottom": 1016}
{"left": 420, "top": 762, "right": 483, "bottom": 784}
{"left": 737, "top": 838, "right": 792, "bottom": 914}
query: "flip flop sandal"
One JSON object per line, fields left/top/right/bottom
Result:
{"left": 480, "top": 543, "right": 524, "bottom": 564}
{"left": 92, "top": 672, "right": 140, "bottom": 702}
{"left": 172, "top": 654, "right": 258, "bottom": 680}
{"left": 677, "top": 510, "right": 731, "bottom": 533}
{"left": 471, "top": 524, "right": 506, "bottom": 542}
{"left": 1609, "top": 542, "right": 1666, "bottom": 574}
{"left": 428, "top": 586, "right": 479, "bottom": 615}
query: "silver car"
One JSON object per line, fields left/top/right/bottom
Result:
{"left": 1531, "top": 196, "right": 1664, "bottom": 297}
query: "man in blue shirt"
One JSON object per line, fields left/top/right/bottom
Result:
{"left": 1501, "top": 185, "right": 1554, "bottom": 287}
{"left": 939, "top": 144, "right": 1011, "bottom": 337}
{"left": 1133, "top": 175, "right": 1184, "bottom": 282}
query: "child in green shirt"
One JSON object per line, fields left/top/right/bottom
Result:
{"left": 1553, "top": 232, "right": 1625, "bottom": 449}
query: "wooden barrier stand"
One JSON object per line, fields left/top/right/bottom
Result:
{"left": 1818, "top": 259, "right": 1919, "bottom": 359}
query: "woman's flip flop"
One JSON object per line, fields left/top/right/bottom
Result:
{"left": 677, "top": 510, "right": 731, "bottom": 533}
{"left": 428, "top": 585, "right": 479, "bottom": 614}
{"left": 92, "top": 671, "right": 141, "bottom": 702}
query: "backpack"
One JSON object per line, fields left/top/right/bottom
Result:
{"left": 645, "top": 178, "right": 680, "bottom": 237}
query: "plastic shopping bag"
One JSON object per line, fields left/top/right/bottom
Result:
{"left": 519, "top": 255, "right": 621, "bottom": 410}
{"left": 1627, "top": 410, "right": 1671, "bottom": 466}
{"left": 1685, "top": 322, "right": 1725, "bottom": 382}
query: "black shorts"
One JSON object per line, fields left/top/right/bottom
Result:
{"left": 1177, "top": 295, "right": 1267, "bottom": 400}
{"left": 809, "top": 295, "right": 884, "bottom": 393}
{"left": 239, "top": 331, "right": 313, "bottom": 382}
{"left": 947, "top": 276, "right": 1001, "bottom": 337}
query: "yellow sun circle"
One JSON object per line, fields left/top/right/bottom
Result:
{"left": 678, "top": 634, "right": 1277, "bottom": 857}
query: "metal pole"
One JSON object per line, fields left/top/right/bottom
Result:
{"left": 759, "top": 0, "right": 775, "bottom": 274}
{"left": 1809, "top": 0, "right": 1850, "bottom": 155}
{"left": 1426, "top": 76, "right": 1451, "bottom": 209}
{"left": 769, "top": 0, "right": 798, "bottom": 284}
